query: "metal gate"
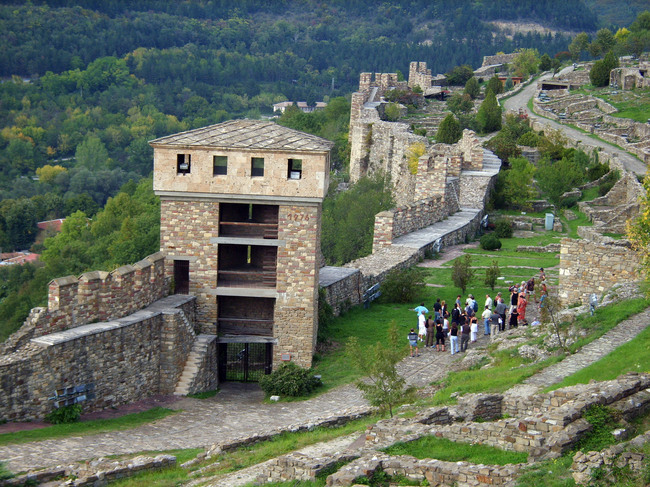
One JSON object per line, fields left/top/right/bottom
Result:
{"left": 218, "top": 342, "right": 272, "bottom": 382}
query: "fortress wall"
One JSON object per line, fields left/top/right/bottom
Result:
{"left": 43, "top": 252, "right": 167, "bottom": 336}
{"left": 0, "top": 295, "right": 196, "bottom": 422}
{"left": 558, "top": 238, "right": 641, "bottom": 305}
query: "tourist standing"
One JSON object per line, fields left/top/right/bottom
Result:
{"left": 407, "top": 328, "right": 419, "bottom": 357}
{"left": 418, "top": 312, "right": 427, "bottom": 342}
{"left": 425, "top": 315, "right": 435, "bottom": 348}
{"left": 485, "top": 294, "right": 493, "bottom": 310}
{"left": 435, "top": 319, "right": 446, "bottom": 352}
{"left": 481, "top": 305, "right": 491, "bottom": 335}
{"left": 495, "top": 297, "right": 507, "bottom": 332}
{"left": 490, "top": 310, "right": 500, "bottom": 339}
{"left": 433, "top": 298, "right": 442, "bottom": 320}
{"left": 460, "top": 318, "right": 471, "bottom": 352}
{"left": 449, "top": 322, "right": 459, "bottom": 355}
{"left": 470, "top": 315, "right": 478, "bottom": 342}
{"left": 517, "top": 292, "right": 528, "bottom": 325}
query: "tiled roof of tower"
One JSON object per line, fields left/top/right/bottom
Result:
{"left": 150, "top": 119, "right": 334, "bottom": 152}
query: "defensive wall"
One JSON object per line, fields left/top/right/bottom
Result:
{"left": 0, "top": 294, "right": 209, "bottom": 422}
{"left": 0, "top": 252, "right": 221, "bottom": 422}
{"left": 558, "top": 171, "right": 643, "bottom": 306}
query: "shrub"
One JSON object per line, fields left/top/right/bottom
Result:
{"left": 494, "top": 219, "right": 513, "bottom": 238}
{"left": 45, "top": 404, "right": 82, "bottom": 424}
{"left": 380, "top": 267, "right": 425, "bottom": 304}
{"left": 480, "top": 234, "right": 502, "bottom": 250}
{"left": 586, "top": 163, "right": 609, "bottom": 181}
{"left": 559, "top": 195, "right": 581, "bottom": 208}
{"left": 258, "top": 363, "right": 322, "bottom": 397}
{"left": 597, "top": 180, "right": 615, "bottom": 196}
{"left": 517, "top": 131, "right": 540, "bottom": 147}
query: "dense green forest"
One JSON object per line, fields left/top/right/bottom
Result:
{"left": 0, "top": 1, "right": 645, "bottom": 340}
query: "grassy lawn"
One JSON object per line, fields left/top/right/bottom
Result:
{"left": 383, "top": 436, "right": 528, "bottom": 464}
{"left": 0, "top": 407, "right": 177, "bottom": 446}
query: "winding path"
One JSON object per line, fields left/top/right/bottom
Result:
{"left": 502, "top": 69, "right": 646, "bottom": 176}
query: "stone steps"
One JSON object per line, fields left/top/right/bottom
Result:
{"left": 173, "top": 334, "right": 213, "bottom": 395}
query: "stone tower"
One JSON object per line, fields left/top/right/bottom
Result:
{"left": 150, "top": 120, "right": 333, "bottom": 378}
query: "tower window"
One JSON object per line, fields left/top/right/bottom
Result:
{"left": 177, "top": 154, "right": 191, "bottom": 174}
{"left": 213, "top": 155, "right": 228, "bottom": 176}
{"left": 251, "top": 157, "right": 264, "bottom": 177}
{"left": 288, "top": 159, "right": 302, "bottom": 179}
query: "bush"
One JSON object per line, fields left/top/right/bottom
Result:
{"left": 258, "top": 363, "right": 322, "bottom": 397}
{"left": 559, "top": 195, "right": 581, "bottom": 208}
{"left": 494, "top": 219, "right": 513, "bottom": 238}
{"left": 586, "top": 163, "right": 609, "bottom": 181}
{"left": 597, "top": 180, "right": 615, "bottom": 196}
{"left": 45, "top": 404, "right": 82, "bottom": 424}
{"left": 380, "top": 267, "right": 425, "bottom": 304}
{"left": 517, "top": 131, "right": 540, "bottom": 147}
{"left": 480, "top": 234, "right": 502, "bottom": 250}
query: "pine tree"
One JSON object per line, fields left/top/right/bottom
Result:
{"left": 436, "top": 114, "right": 462, "bottom": 144}
{"left": 476, "top": 90, "right": 502, "bottom": 134}
{"left": 464, "top": 76, "right": 480, "bottom": 99}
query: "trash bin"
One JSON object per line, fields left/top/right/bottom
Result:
{"left": 545, "top": 213, "right": 554, "bottom": 231}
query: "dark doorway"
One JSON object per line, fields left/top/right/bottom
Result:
{"left": 218, "top": 342, "right": 272, "bottom": 382}
{"left": 173, "top": 260, "right": 189, "bottom": 294}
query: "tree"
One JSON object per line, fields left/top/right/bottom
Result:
{"left": 406, "top": 142, "right": 426, "bottom": 175}
{"left": 589, "top": 50, "right": 619, "bottom": 87}
{"left": 36, "top": 165, "right": 67, "bottom": 185}
{"left": 464, "top": 77, "right": 480, "bottom": 100}
{"left": 446, "top": 64, "right": 474, "bottom": 86}
{"left": 513, "top": 48, "right": 540, "bottom": 78}
{"left": 3, "top": 198, "right": 38, "bottom": 251}
{"left": 380, "top": 267, "right": 425, "bottom": 304}
{"left": 539, "top": 53, "right": 552, "bottom": 72}
{"left": 484, "top": 260, "right": 500, "bottom": 290}
{"left": 383, "top": 103, "right": 401, "bottom": 122}
{"left": 569, "top": 32, "right": 590, "bottom": 61}
{"left": 75, "top": 135, "right": 110, "bottom": 170}
{"left": 476, "top": 90, "right": 502, "bottom": 134}
{"left": 447, "top": 93, "right": 473, "bottom": 115}
{"left": 346, "top": 321, "right": 415, "bottom": 418}
{"left": 452, "top": 254, "right": 474, "bottom": 294}
{"left": 436, "top": 114, "right": 462, "bottom": 144}
{"left": 497, "top": 157, "right": 536, "bottom": 209}
{"left": 589, "top": 28, "right": 615, "bottom": 58}
{"left": 486, "top": 75, "right": 503, "bottom": 96}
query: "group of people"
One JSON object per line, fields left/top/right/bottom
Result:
{"left": 407, "top": 268, "right": 548, "bottom": 358}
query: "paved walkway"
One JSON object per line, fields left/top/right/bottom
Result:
{"left": 524, "top": 307, "right": 650, "bottom": 387}
{"left": 0, "top": 330, "right": 494, "bottom": 473}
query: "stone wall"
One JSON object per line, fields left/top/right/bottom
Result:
{"left": 36, "top": 253, "right": 166, "bottom": 337}
{"left": 558, "top": 237, "right": 641, "bottom": 305}
{"left": 0, "top": 295, "right": 196, "bottom": 422}
{"left": 482, "top": 53, "right": 517, "bottom": 67}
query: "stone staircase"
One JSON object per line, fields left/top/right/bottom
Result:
{"left": 174, "top": 334, "right": 214, "bottom": 396}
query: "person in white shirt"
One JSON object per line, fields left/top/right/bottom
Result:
{"left": 481, "top": 305, "right": 491, "bottom": 335}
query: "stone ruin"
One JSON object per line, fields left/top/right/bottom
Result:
{"left": 256, "top": 373, "right": 650, "bottom": 486}
{"left": 558, "top": 170, "right": 644, "bottom": 306}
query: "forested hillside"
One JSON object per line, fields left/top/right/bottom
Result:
{"left": 0, "top": 0, "right": 620, "bottom": 339}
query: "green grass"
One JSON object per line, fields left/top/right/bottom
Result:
{"left": 428, "top": 350, "right": 563, "bottom": 405}
{"left": 0, "top": 407, "right": 178, "bottom": 446}
{"left": 383, "top": 436, "right": 528, "bottom": 464}
{"left": 515, "top": 455, "right": 575, "bottom": 487}
{"left": 545, "top": 320, "right": 650, "bottom": 392}
{"left": 112, "top": 415, "right": 377, "bottom": 487}
{"left": 561, "top": 206, "right": 592, "bottom": 238}
{"left": 566, "top": 297, "right": 650, "bottom": 355}
{"left": 108, "top": 448, "right": 202, "bottom": 487}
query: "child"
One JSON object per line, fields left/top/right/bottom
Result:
{"left": 407, "top": 328, "right": 419, "bottom": 357}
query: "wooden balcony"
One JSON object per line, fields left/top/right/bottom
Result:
{"left": 219, "top": 221, "right": 278, "bottom": 239}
